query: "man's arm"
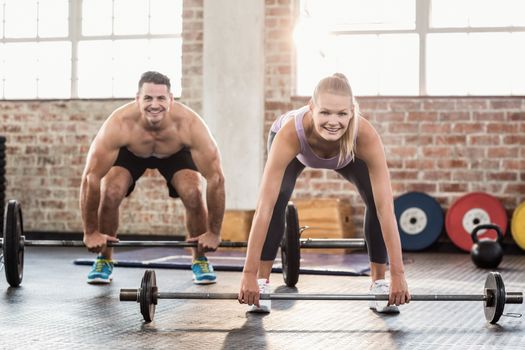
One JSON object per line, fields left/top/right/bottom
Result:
{"left": 80, "top": 116, "right": 125, "bottom": 236}
{"left": 186, "top": 117, "right": 226, "bottom": 237}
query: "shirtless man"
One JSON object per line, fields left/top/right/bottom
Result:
{"left": 80, "top": 71, "right": 225, "bottom": 285}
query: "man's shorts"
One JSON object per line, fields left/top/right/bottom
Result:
{"left": 113, "top": 147, "right": 199, "bottom": 198}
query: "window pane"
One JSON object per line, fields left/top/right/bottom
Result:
{"left": 113, "top": 40, "right": 149, "bottom": 97}
{"left": 148, "top": 39, "right": 182, "bottom": 96}
{"left": 78, "top": 38, "right": 181, "bottom": 98}
{"left": 5, "top": 0, "right": 38, "bottom": 38}
{"left": 300, "top": 0, "right": 415, "bottom": 31}
{"left": 77, "top": 40, "right": 114, "bottom": 97}
{"left": 431, "top": 0, "right": 525, "bottom": 27}
{"left": 0, "top": 4, "right": 4, "bottom": 38}
{"left": 114, "top": 0, "right": 148, "bottom": 35}
{"left": 82, "top": 0, "right": 113, "bottom": 36}
{"left": 427, "top": 33, "right": 524, "bottom": 95}
{"left": 296, "top": 34, "right": 418, "bottom": 96}
{"left": 150, "top": 0, "right": 183, "bottom": 34}
{"left": 37, "top": 42, "right": 71, "bottom": 98}
{"left": 38, "top": 0, "right": 69, "bottom": 37}
{"left": 4, "top": 43, "right": 38, "bottom": 98}
{"left": 510, "top": 33, "right": 525, "bottom": 95}
{"left": 0, "top": 44, "right": 4, "bottom": 97}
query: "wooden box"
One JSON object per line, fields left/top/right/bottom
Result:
{"left": 293, "top": 198, "right": 355, "bottom": 254}
{"left": 220, "top": 210, "right": 254, "bottom": 249}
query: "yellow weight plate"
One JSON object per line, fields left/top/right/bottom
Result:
{"left": 511, "top": 201, "right": 525, "bottom": 251}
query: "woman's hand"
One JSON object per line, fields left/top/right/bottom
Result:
{"left": 238, "top": 272, "right": 261, "bottom": 307}
{"left": 389, "top": 272, "right": 410, "bottom": 306}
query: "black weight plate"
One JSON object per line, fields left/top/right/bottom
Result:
{"left": 484, "top": 272, "right": 505, "bottom": 324}
{"left": 140, "top": 270, "right": 157, "bottom": 323}
{"left": 3, "top": 199, "right": 24, "bottom": 287}
{"left": 281, "top": 202, "right": 300, "bottom": 287}
{"left": 394, "top": 192, "right": 444, "bottom": 251}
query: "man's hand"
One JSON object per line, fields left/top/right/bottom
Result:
{"left": 186, "top": 231, "right": 220, "bottom": 252}
{"left": 83, "top": 231, "right": 119, "bottom": 253}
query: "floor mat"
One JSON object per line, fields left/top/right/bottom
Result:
{"left": 73, "top": 248, "right": 371, "bottom": 276}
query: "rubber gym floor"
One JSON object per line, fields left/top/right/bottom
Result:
{"left": 1, "top": 247, "right": 524, "bottom": 350}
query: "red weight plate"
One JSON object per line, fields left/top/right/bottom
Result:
{"left": 445, "top": 192, "right": 508, "bottom": 252}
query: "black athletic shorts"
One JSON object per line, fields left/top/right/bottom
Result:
{"left": 113, "top": 147, "right": 198, "bottom": 198}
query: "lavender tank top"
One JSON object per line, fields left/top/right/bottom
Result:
{"left": 270, "top": 106, "right": 355, "bottom": 170}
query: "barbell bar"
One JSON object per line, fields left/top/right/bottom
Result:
{"left": 2, "top": 199, "right": 365, "bottom": 287}
{"left": 120, "top": 269, "right": 523, "bottom": 324}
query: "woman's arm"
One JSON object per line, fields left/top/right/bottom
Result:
{"left": 356, "top": 118, "right": 409, "bottom": 304}
{"left": 239, "top": 121, "right": 300, "bottom": 305}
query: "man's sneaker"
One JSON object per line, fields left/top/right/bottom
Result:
{"left": 191, "top": 257, "right": 217, "bottom": 284}
{"left": 248, "top": 279, "right": 271, "bottom": 313}
{"left": 87, "top": 256, "right": 114, "bottom": 284}
{"left": 369, "top": 279, "right": 400, "bottom": 314}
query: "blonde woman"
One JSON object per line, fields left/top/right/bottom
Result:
{"left": 238, "top": 73, "right": 410, "bottom": 313}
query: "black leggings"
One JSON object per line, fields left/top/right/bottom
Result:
{"left": 260, "top": 132, "right": 388, "bottom": 264}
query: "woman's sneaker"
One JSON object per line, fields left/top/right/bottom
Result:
{"left": 369, "top": 279, "right": 400, "bottom": 314}
{"left": 191, "top": 257, "right": 217, "bottom": 284}
{"left": 248, "top": 279, "right": 271, "bottom": 313}
{"left": 87, "top": 256, "right": 114, "bottom": 284}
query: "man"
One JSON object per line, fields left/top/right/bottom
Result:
{"left": 80, "top": 71, "right": 225, "bottom": 285}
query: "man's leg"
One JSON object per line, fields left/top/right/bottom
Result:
{"left": 98, "top": 166, "right": 133, "bottom": 260}
{"left": 170, "top": 169, "right": 216, "bottom": 284}
{"left": 170, "top": 169, "right": 207, "bottom": 258}
{"left": 86, "top": 166, "right": 132, "bottom": 284}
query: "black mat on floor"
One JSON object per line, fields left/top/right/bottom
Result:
{"left": 73, "top": 248, "right": 371, "bottom": 276}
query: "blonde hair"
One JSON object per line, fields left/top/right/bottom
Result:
{"left": 312, "top": 73, "right": 360, "bottom": 166}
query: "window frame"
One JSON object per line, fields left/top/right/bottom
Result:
{"left": 295, "top": 0, "right": 525, "bottom": 96}
{"left": 0, "top": 0, "right": 182, "bottom": 99}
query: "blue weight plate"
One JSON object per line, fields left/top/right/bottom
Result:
{"left": 394, "top": 192, "right": 444, "bottom": 251}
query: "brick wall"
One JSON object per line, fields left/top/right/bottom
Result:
{"left": 1, "top": 0, "right": 524, "bottom": 237}
{"left": 0, "top": 0, "right": 203, "bottom": 235}
{"left": 263, "top": 0, "right": 525, "bottom": 234}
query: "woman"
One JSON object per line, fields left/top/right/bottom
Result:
{"left": 238, "top": 73, "right": 410, "bottom": 314}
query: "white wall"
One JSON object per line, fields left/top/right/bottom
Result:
{"left": 203, "top": 0, "right": 265, "bottom": 210}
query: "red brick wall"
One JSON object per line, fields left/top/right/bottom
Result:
{"left": 1, "top": 0, "right": 524, "bottom": 238}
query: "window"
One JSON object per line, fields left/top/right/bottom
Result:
{"left": 0, "top": 0, "right": 182, "bottom": 99}
{"left": 295, "top": 0, "right": 525, "bottom": 96}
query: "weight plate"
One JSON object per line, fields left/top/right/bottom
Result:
{"left": 281, "top": 202, "right": 300, "bottom": 287}
{"left": 140, "top": 269, "right": 157, "bottom": 323}
{"left": 394, "top": 192, "right": 444, "bottom": 251}
{"left": 484, "top": 272, "right": 505, "bottom": 324}
{"left": 511, "top": 201, "right": 525, "bottom": 251}
{"left": 445, "top": 192, "right": 508, "bottom": 252}
{"left": 3, "top": 199, "right": 25, "bottom": 287}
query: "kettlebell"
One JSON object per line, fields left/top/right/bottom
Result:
{"left": 470, "top": 224, "right": 504, "bottom": 269}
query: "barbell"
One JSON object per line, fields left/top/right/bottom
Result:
{"left": 1, "top": 199, "right": 365, "bottom": 287}
{"left": 120, "top": 269, "right": 523, "bottom": 324}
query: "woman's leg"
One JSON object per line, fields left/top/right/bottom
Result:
{"left": 258, "top": 158, "right": 305, "bottom": 279}
{"left": 258, "top": 131, "right": 305, "bottom": 279}
{"left": 336, "top": 158, "right": 388, "bottom": 282}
